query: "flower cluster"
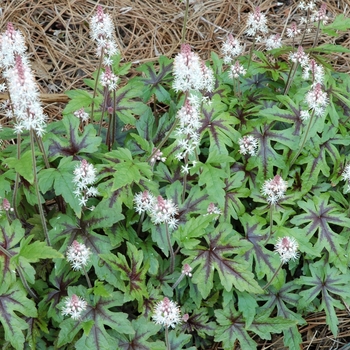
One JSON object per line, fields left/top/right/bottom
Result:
{"left": 73, "top": 108, "right": 89, "bottom": 122}
{"left": 152, "top": 297, "right": 182, "bottom": 329}
{"left": 89, "top": 5, "right": 119, "bottom": 65}
{"left": 341, "top": 164, "right": 350, "bottom": 192}
{"left": 286, "top": 22, "right": 301, "bottom": 38}
{"left": 73, "top": 159, "right": 98, "bottom": 207}
{"left": 182, "top": 263, "right": 193, "bottom": 277}
{"left": 66, "top": 240, "right": 91, "bottom": 271}
{"left": 173, "top": 43, "right": 214, "bottom": 93}
{"left": 134, "top": 192, "right": 179, "bottom": 230}
{"left": 0, "top": 198, "right": 13, "bottom": 217}
{"left": 1, "top": 23, "right": 47, "bottom": 136}
{"left": 133, "top": 190, "right": 155, "bottom": 214}
{"left": 261, "top": 175, "right": 288, "bottom": 204}
{"left": 239, "top": 135, "right": 259, "bottom": 156}
{"left": 289, "top": 46, "right": 309, "bottom": 67}
{"left": 274, "top": 236, "right": 299, "bottom": 264}
{"left": 265, "top": 34, "right": 282, "bottom": 50}
{"left": 149, "top": 195, "right": 179, "bottom": 230}
{"left": 172, "top": 263, "right": 193, "bottom": 289}
{"left": 62, "top": 294, "right": 87, "bottom": 320}
{"left": 310, "top": 3, "right": 328, "bottom": 25}
{"left": 221, "top": 34, "right": 243, "bottom": 64}
{"left": 100, "top": 65, "right": 118, "bottom": 91}
{"left": 174, "top": 96, "right": 201, "bottom": 161}
{"left": 228, "top": 61, "right": 246, "bottom": 79}
{"left": 204, "top": 202, "right": 221, "bottom": 219}
{"left": 305, "top": 82, "right": 328, "bottom": 117}
{"left": 5, "top": 54, "right": 47, "bottom": 136}
{"left": 302, "top": 59, "right": 324, "bottom": 85}
{"left": 246, "top": 7, "right": 269, "bottom": 37}
{"left": 0, "top": 22, "right": 26, "bottom": 69}
{"left": 150, "top": 148, "right": 166, "bottom": 166}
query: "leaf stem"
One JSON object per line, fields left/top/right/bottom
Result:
{"left": 12, "top": 134, "right": 21, "bottom": 220}
{"left": 0, "top": 245, "right": 38, "bottom": 300}
{"left": 90, "top": 48, "right": 104, "bottom": 124}
{"left": 82, "top": 266, "right": 92, "bottom": 289}
{"left": 165, "top": 222, "right": 175, "bottom": 273}
{"left": 247, "top": 36, "right": 256, "bottom": 70}
{"left": 147, "top": 119, "right": 178, "bottom": 163}
{"left": 263, "top": 262, "right": 283, "bottom": 290}
{"left": 181, "top": 0, "right": 190, "bottom": 43}
{"left": 30, "top": 129, "right": 51, "bottom": 246}
{"left": 165, "top": 327, "right": 170, "bottom": 350}
{"left": 290, "top": 110, "right": 315, "bottom": 167}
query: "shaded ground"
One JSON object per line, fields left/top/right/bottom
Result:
{"left": 1, "top": 0, "right": 350, "bottom": 348}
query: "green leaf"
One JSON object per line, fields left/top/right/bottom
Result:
{"left": 168, "top": 331, "right": 195, "bottom": 350}
{"left": 99, "top": 242, "right": 149, "bottom": 304}
{"left": 57, "top": 286, "right": 134, "bottom": 348}
{"left": 0, "top": 281, "right": 37, "bottom": 349}
{"left": 184, "top": 224, "right": 263, "bottom": 299}
{"left": 237, "top": 291, "right": 258, "bottom": 328}
{"left": 103, "top": 148, "right": 153, "bottom": 191}
{"left": 215, "top": 303, "right": 296, "bottom": 350}
{"left": 175, "top": 215, "right": 214, "bottom": 249}
{"left": 198, "top": 162, "right": 228, "bottom": 208}
{"left": 38, "top": 157, "right": 81, "bottom": 216}
{"left": 297, "top": 260, "right": 350, "bottom": 336}
{"left": 0, "top": 219, "right": 25, "bottom": 285}
{"left": 320, "top": 14, "right": 350, "bottom": 36}
{"left": 17, "top": 235, "right": 63, "bottom": 262}
{"left": 47, "top": 115, "right": 102, "bottom": 160}
{"left": 116, "top": 317, "right": 165, "bottom": 350}
{"left": 309, "top": 43, "right": 350, "bottom": 54}
{"left": 5, "top": 150, "right": 34, "bottom": 184}
{"left": 290, "top": 194, "right": 350, "bottom": 272}
{"left": 63, "top": 89, "right": 93, "bottom": 115}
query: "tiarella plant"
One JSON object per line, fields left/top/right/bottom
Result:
{"left": 2, "top": 2, "right": 350, "bottom": 349}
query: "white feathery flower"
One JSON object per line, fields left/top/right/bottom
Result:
{"left": 0, "top": 22, "right": 27, "bottom": 69}
{"left": 173, "top": 44, "right": 214, "bottom": 93}
{"left": 305, "top": 82, "right": 328, "bottom": 117}
{"left": 152, "top": 297, "right": 182, "bottom": 328}
{"left": 288, "top": 46, "right": 309, "bottom": 67}
{"left": 221, "top": 34, "right": 243, "bottom": 64}
{"left": 74, "top": 108, "right": 89, "bottom": 122}
{"left": 133, "top": 190, "right": 156, "bottom": 214}
{"left": 246, "top": 7, "right": 269, "bottom": 37}
{"left": 66, "top": 240, "right": 91, "bottom": 271}
{"left": 239, "top": 135, "right": 259, "bottom": 156}
{"left": 175, "top": 98, "right": 201, "bottom": 159}
{"left": 62, "top": 294, "right": 87, "bottom": 320}
{"left": 100, "top": 65, "right": 118, "bottom": 91}
{"left": 5, "top": 54, "right": 47, "bottom": 136}
{"left": 228, "top": 61, "right": 246, "bottom": 79}
{"left": 286, "top": 22, "right": 301, "bottom": 38}
{"left": 73, "top": 159, "right": 98, "bottom": 206}
{"left": 261, "top": 175, "right": 288, "bottom": 204}
{"left": 302, "top": 59, "right": 324, "bottom": 85}
{"left": 300, "top": 110, "right": 311, "bottom": 121}
{"left": 204, "top": 202, "right": 221, "bottom": 220}
{"left": 265, "top": 34, "right": 282, "bottom": 50}
{"left": 310, "top": 3, "right": 328, "bottom": 24}
{"left": 90, "top": 6, "right": 119, "bottom": 60}
{"left": 149, "top": 195, "right": 179, "bottom": 230}
{"left": 342, "top": 164, "right": 350, "bottom": 193}
{"left": 274, "top": 236, "right": 299, "bottom": 264}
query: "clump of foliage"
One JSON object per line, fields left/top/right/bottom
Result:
{"left": 1, "top": 2, "right": 350, "bottom": 349}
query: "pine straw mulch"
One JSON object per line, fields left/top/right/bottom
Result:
{"left": 2, "top": 0, "right": 350, "bottom": 348}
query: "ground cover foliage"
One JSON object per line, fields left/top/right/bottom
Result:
{"left": 2, "top": 1, "right": 350, "bottom": 350}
